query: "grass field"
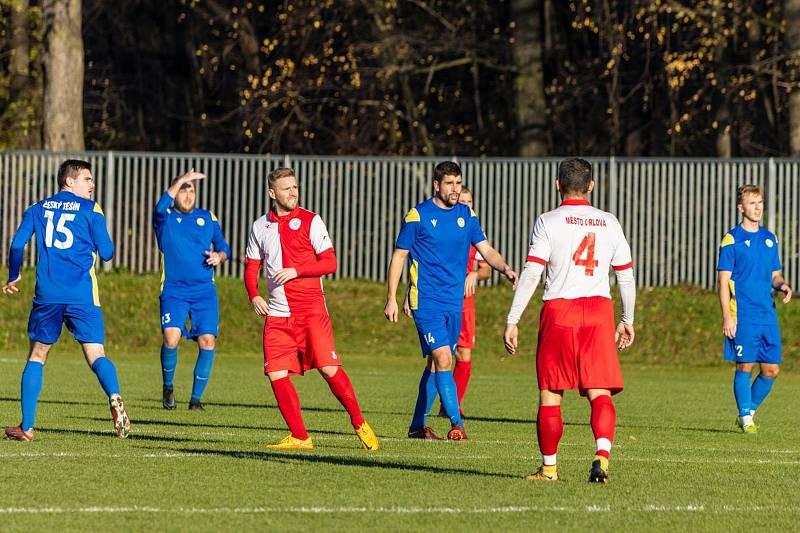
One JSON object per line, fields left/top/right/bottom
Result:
{"left": 1, "top": 273, "right": 798, "bottom": 531}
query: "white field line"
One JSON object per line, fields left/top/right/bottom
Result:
{"left": 0, "top": 504, "right": 798, "bottom": 515}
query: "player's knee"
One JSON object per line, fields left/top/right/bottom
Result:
{"left": 761, "top": 365, "right": 780, "bottom": 378}
{"left": 198, "top": 335, "right": 216, "bottom": 350}
{"left": 456, "top": 348, "right": 471, "bottom": 362}
{"left": 163, "top": 329, "right": 182, "bottom": 349}
{"left": 736, "top": 363, "right": 754, "bottom": 373}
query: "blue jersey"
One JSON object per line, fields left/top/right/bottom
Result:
{"left": 153, "top": 192, "right": 231, "bottom": 294}
{"left": 396, "top": 198, "right": 487, "bottom": 312}
{"left": 7, "top": 191, "right": 114, "bottom": 306}
{"left": 717, "top": 225, "right": 781, "bottom": 325}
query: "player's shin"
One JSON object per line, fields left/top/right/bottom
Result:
{"left": 537, "top": 405, "right": 563, "bottom": 466}
{"left": 191, "top": 348, "right": 215, "bottom": 402}
{"left": 590, "top": 396, "right": 616, "bottom": 460}
{"left": 435, "top": 371, "right": 463, "bottom": 426}
{"left": 160, "top": 345, "right": 178, "bottom": 388}
{"left": 410, "top": 368, "right": 436, "bottom": 430}
{"left": 323, "top": 368, "right": 365, "bottom": 428}
{"left": 453, "top": 360, "right": 472, "bottom": 405}
{"left": 91, "top": 357, "right": 121, "bottom": 398}
{"left": 750, "top": 374, "right": 776, "bottom": 413}
{"left": 733, "top": 370, "right": 753, "bottom": 421}
{"left": 270, "top": 376, "right": 309, "bottom": 440}
{"left": 20, "top": 361, "right": 44, "bottom": 432}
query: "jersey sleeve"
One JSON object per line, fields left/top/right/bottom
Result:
{"left": 469, "top": 209, "right": 488, "bottom": 246}
{"left": 717, "top": 233, "right": 735, "bottom": 271}
{"left": 770, "top": 234, "right": 782, "bottom": 271}
{"left": 91, "top": 204, "right": 115, "bottom": 262}
{"left": 246, "top": 221, "right": 263, "bottom": 260}
{"left": 152, "top": 191, "right": 173, "bottom": 229}
{"left": 7, "top": 205, "right": 36, "bottom": 282}
{"left": 525, "top": 216, "right": 550, "bottom": 265}
{"left": 309, "top": 215, "right": 334, "bottom": 254}
{"left": 610, "top": 218, "right": 633, "bottom": 271}
{"left": 395, "top": 208, "right": 420, "bottom": 250}
{"left": 210, "top": 213, "right": 232, "bottom": 257}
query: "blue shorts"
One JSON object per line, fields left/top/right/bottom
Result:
{"left": 411, "top": 309, "right": 461, "bottom": 358}
{"left": 160, "top": 285, "right": 219, "bottom": 340}
{"left": 723, "top": 322, "right": 782, "bottom": 364}
{"left": 28, "top": 303, "right": 105, "bottom": 345}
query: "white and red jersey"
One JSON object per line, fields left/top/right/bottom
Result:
{"left": 245, "top": 207, "right": 335, "bottom": 316}
{"left": 526, "top": 199, "right": 632, "bottom": 301}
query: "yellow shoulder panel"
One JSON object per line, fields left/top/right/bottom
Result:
{"left": 93, "top": 203, "right": 105, "bottom": 215}
{"left": 210, "top": 211, "right": 218, "bottom": 222}
{"left": 470, "top": 208, "right": 477, "bottom": 217}
{"left": 404, "top": 208, "right": 420, "bottom": 223}
{"left": 719, "top": 233, "right": 734, "bottom": 247}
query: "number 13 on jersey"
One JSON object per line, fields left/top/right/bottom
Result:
{"left": 572, "top": 232, "right": 598, "bottom": 276}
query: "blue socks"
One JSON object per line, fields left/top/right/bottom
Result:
{"left": 733, "top": 370, "right": 752, "bottom": 418}
{"left": 435, "top": 370, "right": 463, "bottom": 426}
{"left": 91, "top": 357, "right": 121, "bottom": 398}
{"left": 750, "top": 374, "right": 776, "bottom": 412}
{"left": 191, "top": 348, "right": 215, "bottom": 402}
{"left": 160, "top": 345, "right": 178, "bottom": 388}
{"left": 410, "top": 368, "right": 438, "bottom": 430}
{"left": 20, "top": 361, "right": 44, "bottom": 432}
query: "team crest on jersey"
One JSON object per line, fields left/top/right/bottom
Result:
{"left": 176, "top": 217, "right": 182, "bottom": 223}
{"left": 766, "top": 239, "right": 774, "bottom": 248}
{"left": 289, "top": 218, "right": 302, "bottom": 230}
{"left": 431, "top": 219, "right": 437, "bottom": 228}
{"left": 196, "top": 218, "right": 205, "bottom": 226}
{"left": 745, "top": 240, "right": 750, "bottom": 247}
{"left": 457, "top": 217, "right": 465, "bottom": 228}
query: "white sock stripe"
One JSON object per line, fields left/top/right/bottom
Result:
{"left": 542, "top": 454, "right": 557, "bottom": 466}
{"left": 596, "top": 438, "right": 612, "bottom": 452}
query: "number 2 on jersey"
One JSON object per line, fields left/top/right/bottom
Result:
{"left": 44, "top": 210, "right": 76, "bottom": 249}
{"left": 572, "top": 232, "right": 598, "bottom": 276}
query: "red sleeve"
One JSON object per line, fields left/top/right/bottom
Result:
{"left": 294, "top": 249, "right": 337, "bottom": 277}
{"left": 245, "top": 257, "right": 262, "bottom": 300}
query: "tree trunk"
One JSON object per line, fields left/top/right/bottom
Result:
{"left": 511, "top": 0, "right": 547, "bottom": 156}
{"left": 43, "top": 0, "right": 84, "bottom": 151}
{"left": 10, "top": 0, "right": 30, "bottom": 97}
{"left": 785, "top": 0, "right": 800, "bottom": 156}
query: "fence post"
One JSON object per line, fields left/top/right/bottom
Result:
{"left": 104, "top": 150, "right": 115, "bottom": 272}
{"left": 768, "top": 157, "right": 776, "bottom": 232}
{"left": 609, "top": 155, "right": 617, "bottom": 215}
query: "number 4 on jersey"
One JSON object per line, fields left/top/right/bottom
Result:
{"left": 572, "top": 232, "right": 598, "bottom": 276}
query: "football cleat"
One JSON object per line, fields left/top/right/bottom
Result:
{"left": 526, "top": 465, "right": 558, "bottom": 481}
{"left": 447, "top": 424, "right": 467, "bottom": 441}
{"left": 354, "top": 421, "right": 381, "bottom": 451}
{"left": 4, "top": 425, "right": 33, "bottom": 442}
{"left": 266, "top": 434, "right": 314, "bottom": 450}
{"left": 162, "top": 387, "right": 176, "bottom": 410}
{"left": 588, "top": 456, "right": 609, "bottom": 484}
{"left": 109, "top": 396, "right": 131, "bottom": 439}
{"left": 407, "top": 426, "right": 443, "bottom": 440}
{"left": 736, "top": 417, "right": 758, "bottom": 434}
{"left": 188, "top": 399, "right": 205, "bottom": 412}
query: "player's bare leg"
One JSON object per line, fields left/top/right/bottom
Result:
{"left": 431, "top": 346, "right": 467, "bottom": 440}
{"left": 266, "top": 369, "right": 313, "bottom": 449}
{"left": 160, "top": 327, "right": 182, "bottom": 410}
{"left": 319, "top": 365, "right": 380, "bottom": 451}
{"left": 527, "top": 389, "right": 563, "bottom": 481}
{"left": 586, "top": 389, "right": 614, "bottom": 484}
{"left": 83, "top": 342, "right": 130, "bottom": 438}
{"left": 5, "top": 342, "right": 52, "bottom": 441}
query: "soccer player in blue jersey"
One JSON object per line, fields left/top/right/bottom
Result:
{"left": 3, "top": 159, "right": 130, "bottom": 441}
{"left": 153, "top": 169, "right": 231, "bottom": 411}
{"left": 718, "top": 184, "right": 792, "bottom": 434}
{"left": 384, "top": 161, "right": 518, "bottom": 440}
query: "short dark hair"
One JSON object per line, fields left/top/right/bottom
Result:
{"left": 268, "top": 167, "right": 296, "bottom": 189}
{"left": 57, "top": 159, "right": 91, "bottom": 189}
{"left": 557, "top": 158, "right": 593, "bottom": 195}
{"left": 433, "top": 161, "right": 462, "bottom": 183}
{"left": 737, "top": 184, "right": 762, "bottom": 205}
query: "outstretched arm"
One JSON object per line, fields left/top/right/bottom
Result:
{"left": 474, "top": 240, "right": 518, "bottom": 289}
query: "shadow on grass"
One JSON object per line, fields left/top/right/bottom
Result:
{"left": 174, "top": 447, "right": 519, "bottom": 479}
{"left": 39, "top": 427, "right": 220, "bottom": 443}
{"left": 132, "top": 399, "right": 410, "bottom": 417}
{"left": 0, "top": 396, "right": 96, "bottom": 407}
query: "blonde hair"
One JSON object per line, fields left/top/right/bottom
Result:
{"left": 267, "top": 167, "right": 296, "bottom": 189}
{"left": 736, "top": 184, "right": 762, "bottom": 205}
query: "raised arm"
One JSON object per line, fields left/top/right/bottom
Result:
{"left": 154, "top": 169, "right": 206, "bottom": 227}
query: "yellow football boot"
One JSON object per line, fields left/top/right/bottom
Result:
{"left": 266, "top": 434, "right": 314, "bottom": 450}
{"left": 525, "top": 464, "right": 558, "bottom": 481}
{"left": 355, "top": 421, "right": 381, "bottom": 451}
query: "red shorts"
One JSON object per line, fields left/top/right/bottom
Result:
{"left": 263, "top": 313, "right": 341, "bottom": 376}
{"left": 457, "top": 297, "right": 476, "bottom": 349}
{"left": 536, "top": 296, "right": 623, "bottom": 395}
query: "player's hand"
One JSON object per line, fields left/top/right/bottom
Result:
{"left": 464, "top": 271, "right": 478, "bottom": 298}
{"left": 503, "top": 267, "right": 519, "bottom": 290}
{"left": 503, "top": 323, "right": 518, "bottom": 355}
{"left": 2, "top": 275, "right": 21, "bottom": 295}
{"left": 273, "top": 268, "right": 298, "bottom": 285}
{"left": 779, "top": 283, "right": 792, "bottom": 304}
{"left": 722, "top": 316, "right": 736, "bottom": 339}
{"left": 615, "top": 322, "right": 635, "bottom": 350}
{"left": 176, "top": 168, "right": 206, "bottom": 185}
{"left": 384, "top": 299, "right": 399, "bottom": 322}
{"left": 204, "top": 250, "right": 222, "bottom": 266}
{"left": 251, "top": 295, "right": 270, "bottom": 316}
{"left": 402, "top": 295, "right": 411, "bottom": 317}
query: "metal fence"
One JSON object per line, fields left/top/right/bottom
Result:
{"left": 1, "top": 151, "right": 798, "bottom": 290}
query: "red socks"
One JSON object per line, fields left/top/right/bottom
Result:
{"left": 453, "top": 360, "right": 472, "bottom": 405}
{"left": 270, "top": 377, "right": 309, "bottom": 440}
{"left": 537, "top": 405, "right": 563, "bottom": 463}
{"left": 324, "top": 368, "right": 365, "bottom": 428}
{"left": 590, "top": 395, "right": 616, "bottom": 459}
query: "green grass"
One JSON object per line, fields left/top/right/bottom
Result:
{"left": 0, "top": 273, "right": 798, "bottom": 531}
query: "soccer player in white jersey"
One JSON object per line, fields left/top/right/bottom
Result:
{"left": 504, "top": 158, "right": 636, "bottom": 484}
